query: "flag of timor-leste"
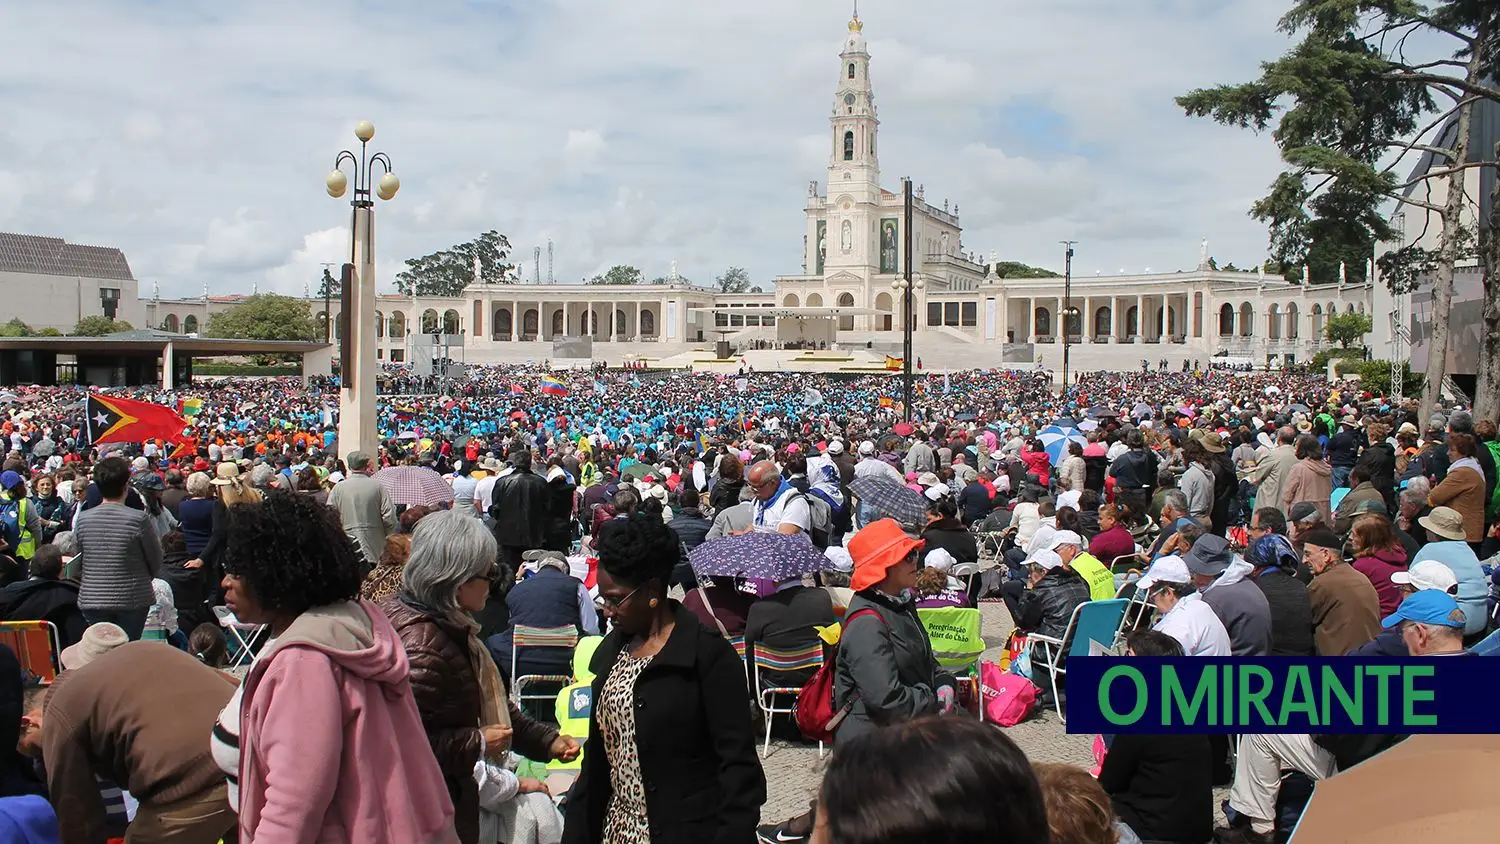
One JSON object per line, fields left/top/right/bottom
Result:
{"left": 85, "top": 393, "right": 189, "bottom": 446}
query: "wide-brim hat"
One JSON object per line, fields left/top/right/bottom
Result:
{"left": 1200, "top": 434, "right": 1226, "bottom": 454}
{"left": 1418, "top": 506, "right": 1467, "bottom": 541}
{"left": 209, "top": 462, "right": 241, "bottom": 485}
{"left": 848, "top": 518, "right": 923, "bottom": 591}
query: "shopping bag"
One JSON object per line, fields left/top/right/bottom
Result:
{"left": 979, "top": 660, "right": 1037, "bottom": 727}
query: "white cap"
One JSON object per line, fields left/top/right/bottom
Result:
{"left": 859, "top": 440, "right": 876, "bottom": 456}
{"left": 925, "top": 547, "right": 956, "bottom": 572}
{"left": 1025, "top": 548, "right": 1065, "bottom": 571}
{"left": 827, "top": 439, "right": 845, "bottom": 455}
{"left": 1134, "top": 555, "right": 1190, "bottom": 591}
{"left": 1046, "top": 530, "right": 1083, "bottom": 550}
{"left": 923, "top": 484, "right": 950, "bottom": 502}
{"left": 1390, "top": 559, "right": 1459, "bottom": 594}
{"left": 824, "top": 546, "right": 854, "bottom": 574}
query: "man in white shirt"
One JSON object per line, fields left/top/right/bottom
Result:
{"left": 747, "top": 461, "right": 809, "bottom": 534}
{"left": 472, "top": 456, "right": 506, "bottom": 520}
{"left": 1133, "top": 555, "right": 1231, "bottom": 657}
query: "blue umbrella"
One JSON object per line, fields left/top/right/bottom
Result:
{"left": 849, "top": 476, "right": 928, "bottom": 527}
{"left": 689, "top": 532, "right": 829, "bottom": 582}
{"left": 1037, "top": 425, "right": 1087, "bottom": 466}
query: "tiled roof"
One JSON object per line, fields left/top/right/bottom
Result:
{"left": 0, "top": 232, "right": 134, "bottom": 280}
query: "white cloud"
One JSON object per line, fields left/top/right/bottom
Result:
{"left": 0, "top": 0, "right": 1301, "bottom": 294}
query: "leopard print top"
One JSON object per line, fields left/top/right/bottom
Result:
{"left": 599, "top": 650, "right": 654, "bottom": 843}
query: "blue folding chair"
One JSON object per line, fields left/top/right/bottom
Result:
{"left": 1026, "top": 598, "right": 1129, "bottom": 723}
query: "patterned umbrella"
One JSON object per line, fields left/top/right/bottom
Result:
{"left": 374, "top": 465, "right": 456, "bottom": 508}
{"left": 849, "top": 476, "right": 927, "bottom": 526}
{"left": 1038, "top": 425, "right": 1087, "bottom": 466}
{"left": 688, "top": 532, "right": 829, "bottom": 581}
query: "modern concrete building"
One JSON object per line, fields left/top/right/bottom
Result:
{"left": 0, "top": 233, "right": 146, "bottom": 332}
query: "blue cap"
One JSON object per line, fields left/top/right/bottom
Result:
{"left": 1382, "top": 589, "right": 1465, "bottom": 629}
{"left": 0, "top": 471, "right": 21, "bottom": 490}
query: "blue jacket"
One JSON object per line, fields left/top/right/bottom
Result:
{"left": 0, "top": 796, "right": 59, "bottom": 844}
{"left": 487, "top": 566, "right": 589, "bottom": 674}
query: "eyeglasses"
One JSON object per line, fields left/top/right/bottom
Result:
{"left": 469, "top": 567, "right": 501, "bottom": 584}
{"left": 598, "top": 584, "right": 644, "bottom": 610}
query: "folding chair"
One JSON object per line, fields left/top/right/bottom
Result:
{"left": 951, "top": 562, "right": 983, "bottom": 599}
{"left": 917, "top": 606, "right": 985, "bottom": 720}
{"left": 751, "top": 642, "right": 825, "bottom": 758}
{"left": 727, "top": 634, "right": 747, "bottom": 662}
{"left": 1026, "top": 598, "right": 1129, "bottom": 724}
{"left": 511, "top": 624, "right": 580, "bottom": 712}
{"left": 213, "top": 605, "right": 267, "bottom": 669}
{"left": 0, "top": 620, "right": 61, "bottom": 683}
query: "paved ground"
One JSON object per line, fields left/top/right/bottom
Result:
{"left": 757, "top": 599, "right": 1098, "bottom": 823}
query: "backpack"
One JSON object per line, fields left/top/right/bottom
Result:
{"left": 798, "top": 492, "right": 832, "bottom": 549}
{"left": 795, "top": 608, "right": 885, "bottom": 743}
{"left": 0, "top": 497, "right": 21, "bottom": 555}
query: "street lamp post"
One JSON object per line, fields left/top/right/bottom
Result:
{"left": 326, "top": 120, "right": 399, "bottom": 460}
{"left": 1060, "top": 240, "right": 1077, "bottom": 393}
{"left": 891, "top": 179, "right": 925, "bottom": 422}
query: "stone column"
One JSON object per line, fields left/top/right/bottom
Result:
{"left": 338, "top": 203, "right": 379, "bottom": 460}
{"left": 161, "top": 341, "right": 175, "bottom": 390}
{"left": 1133, "top": 295, "right": 1143, "bottom": 343}
{"left": 1025, "top": 297, "right": 1036, "bottom": 344}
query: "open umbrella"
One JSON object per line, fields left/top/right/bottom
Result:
{"left": 954, "top": 412, "right": 978, "bottom": 422}
{"left": 1132, "top": 402, "right": 1153, "bottom": 419}
{"left": 1290, "top": 734, "right": 1500, "bottom": 842}
{"left": 892, "top": 421, "right": 915, "bottom": 437}
{"left": 689, "top": 532, "right": 829, "bottom": 582}
{"left": 1051, "top": 416, "right": 1080, "bottom": 429}
{"left": 1086, "top": 405, "right": 1118, "bottom": 419}
{"left": 374, "top": 465, "right": 455, "bottom": 508}
{"left": 1078, "top": 419, "right": 1100, "bottom": 432}
{"left": 849, "top": 476, "right": 927, "bottom": 526}
{"left": 1037, "top": 425, "right": 1087, "bottom": 466}
{"left": 397, "top": 431, "right": 419, "bottom": 440}
{"left": 1289, "top": 402, "right": 1311, "bottom": 414}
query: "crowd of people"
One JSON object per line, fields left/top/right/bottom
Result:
{"left": 0, "top": 361, "right": 1495, "bottom": 843}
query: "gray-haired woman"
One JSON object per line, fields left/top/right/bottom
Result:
{"left": 380, "top": 510, "right": 580, "bottom": 844}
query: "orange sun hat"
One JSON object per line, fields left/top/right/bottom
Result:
{"left": 848, "top": 518, "right": 924, "bottom": 591}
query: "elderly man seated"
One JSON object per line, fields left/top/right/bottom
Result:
{"left": 1215, "top": 590, "right": 1467, "bottom": 844}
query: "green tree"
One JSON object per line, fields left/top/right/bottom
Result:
{"left": 35, "top": 327, "right": 62, "bottom": 337}
{"left": 0, "top": 318, "right": 33, "bottom": 337}
{"left": 73, "top": 316, "right": 132, "bottom": 336}
{"left": 1325, "top": 311, "right": 1373, "bottom": 348}
{"left": 991, "top": 261, "right": 1060, "bottom": 279}
{"left": 1176, "top": 0, "right": 1498, "bottom": 424}
{"left": 203, "top": 294, "right": 319, "bottom": 341}
{"left": 317, "top": 268, "right": 341, "bottom": 299}
{"left": 589, "top": 265, "right": 644, "bottom": 285}
{"left": 714, "top": 266, "right": 752, "bottom": 293}
{"left": 395, "top": 230, "right": 515, "bottom": 297}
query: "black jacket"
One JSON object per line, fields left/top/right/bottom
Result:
{"left": 957, "top": 482, "right": 993, "bottom": 525}
{"left": 1354, "top": 441, "right": 1398, "bottom": 511}
{"left": 543, "top": 476, "right": 576, "bottom": 553}
{"left": 709, "top": 478, "right": 745, "bottom": 515}
{"left": 0, "top": 577, "right": 87, "bottom": 650}
{"left": 1249, "top": 567, "right": 1315, "bottom": 656}
{"left": 668, "top": 508, "right": 712, "bottom": 550}
{"left": 921, "top": 518, "right": 978, "bottom": 564}
{"left": 1109, "top": 447, "right": 1159, "bottom": 490}
{"left": 1015, "top": 569, "right": 1090, "bottom": 639}
{"left": 1327, "top": 429, "right": 1363, "bottom": 468}
{"left": 1098, "top": 733, "right": 1214, "bottom": 844}
{"left": 490, "top": 467, "right": 549, "bottom": 548}
{"left": 562, "top": 603, "right": 765, "bottom": 844}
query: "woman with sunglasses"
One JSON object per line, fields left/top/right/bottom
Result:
{"left": 384, "top": 509, "right": 581, "bottom": 844}
{"left": 563, "top": 513, "right": 764, "bottom": 844}
{"left": 220, "top": 490, "right": 457, "bottom": 843}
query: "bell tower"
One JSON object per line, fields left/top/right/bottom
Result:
{"left": 828, "top": 9, "right": 880, "bottom": 199}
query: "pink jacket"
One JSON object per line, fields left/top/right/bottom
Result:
{"left": 238, "top": 599, "right": 459, "bottom": 844}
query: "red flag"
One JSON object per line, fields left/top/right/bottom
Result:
{"left": 168, "top": 436, "right": 197, "bottom": 460}
{"left": 85, "top": 393, "right": 189, "bottom": 446}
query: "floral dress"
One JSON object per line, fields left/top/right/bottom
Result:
{"left": 598, "top": 650, "right": 654, "bottom": 843}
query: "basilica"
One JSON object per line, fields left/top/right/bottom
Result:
{"left": 13, "top": 11, "right": 1374, "bottom": 374}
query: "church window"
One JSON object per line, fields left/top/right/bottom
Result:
{"left": 848, "top": 63, "right": 855, "bottom": 79}
{"left": 843, "top": 131, "right": 854, "bottom": 161}
{"left": 927, "top": 302, "right": 942, "bottom": 326}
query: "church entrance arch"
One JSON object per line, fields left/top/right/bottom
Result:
{"left": 875, "top": 291, "right": 893, "bottom": 331}
{"left": 836, "top": 292, "right": 855, "bottom": 331}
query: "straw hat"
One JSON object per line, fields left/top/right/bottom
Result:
{"left": 848, "top": 519, "right": 923, "bottom": 591}
{"left": 209, "top": 462, "right": 242, "bottom": 486}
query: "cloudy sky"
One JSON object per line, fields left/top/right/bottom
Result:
{"left": 0, "top": 0, "right": 1301, "bottom": 298}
